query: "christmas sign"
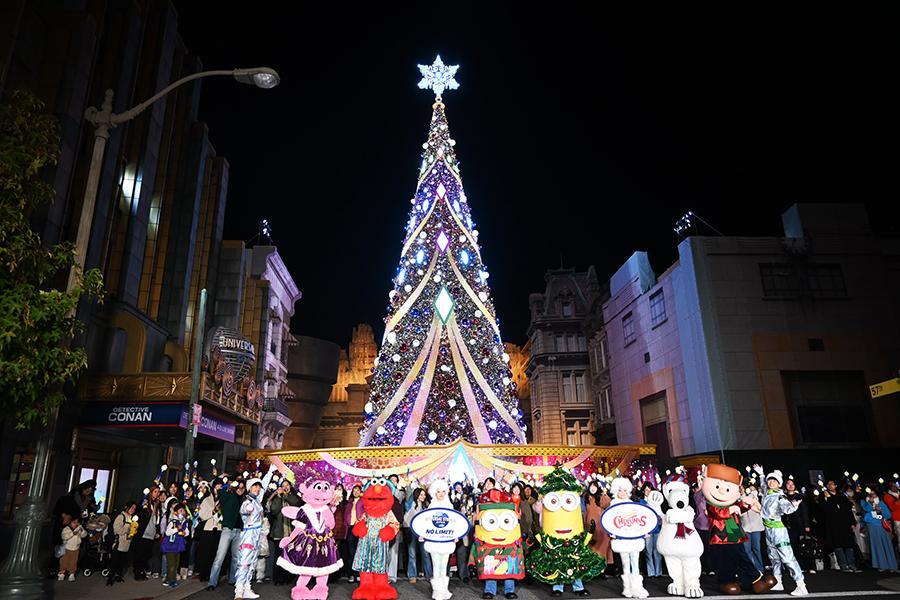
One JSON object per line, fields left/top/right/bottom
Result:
{"left": 410, "top": 507, "right": 470, "bottom": 543}
{"left": 600, "top": 501, "right": 660, "bottom": 540}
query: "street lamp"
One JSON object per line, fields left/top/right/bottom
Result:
{"left": 0, "top": 66, "right": 279, "bottom": 600}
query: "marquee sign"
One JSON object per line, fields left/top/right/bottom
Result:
{"left": 410, "top": 507, "right": 471, "bottom": 543}
{"left": 600, "top": 501, "right": 660, "bottom": 540}
{"left": 79, "top": 402, "right": 236, "bottom": 443}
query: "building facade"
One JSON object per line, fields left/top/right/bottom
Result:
{"left": 526, "top": 267, "right": 606, "bottom": 446}
{"left": 604, "top": 204, "right": 900, "bottom": 464}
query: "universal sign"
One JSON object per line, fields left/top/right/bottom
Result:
{"left": 410, "top": 507, "right": 470, "bottom": 543}
{"left": 600, "top": 501, "right": 660, "bottom": 540}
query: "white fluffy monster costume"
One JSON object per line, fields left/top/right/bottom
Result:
{"left": 425, "top": 479, "right": 456, "bottom": 600}
{"left": 647, "top": 474, "right": 704, "bottom": 598}
{"left": 609, "top": 477, "right": 649, "bottom": 599}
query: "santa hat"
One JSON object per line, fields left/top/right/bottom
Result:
{"left": 610, "top": 477, "right": 633, "bottom": 498}
{"left": 478, "top": 489, "right": 515, "bottom": 511}
{"left": 766, "top": 470, "right": 783, "bottom": 487}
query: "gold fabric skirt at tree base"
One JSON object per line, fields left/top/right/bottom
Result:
{"left": 244, "top": 439, "right": 656, "bottom": 487}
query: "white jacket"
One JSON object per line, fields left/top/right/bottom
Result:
{"left": 61, "top": 524, "right": 87, "bottom": 551}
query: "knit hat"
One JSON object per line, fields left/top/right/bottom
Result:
{"left": 766, "top": 470, "right": 783, "bottom": 487}
{"left": 610, "top": 477, "right": 633, "bottom": 498}
{"left": 539, "top": 465, "right": 582, "bottom": 495}
{"left": 706, "top": 464, "right": 742, "bottom": 485}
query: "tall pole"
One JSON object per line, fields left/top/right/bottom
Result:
{"left": 0, "top": 89, "right": 114, "bottom": 600}
{"left": 184, "top": 288, "right": 207, "bottom": 468}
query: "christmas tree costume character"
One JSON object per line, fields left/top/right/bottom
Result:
{"left": 646, "top": 473, "right": 704, "bottom": 598}
{"left": 351, "top": 478, "right": 400, "bottom": 600}
{"left": 426, "top": 479, "right": 461, "bottom": 600}
{"left": 702, "top": 464, "right": 776, "bottom": 595}
{"left": 277, "top": 479, "right": 344, "bottom": 600}
{"left": 608, "top": 477, "right": 649, "bottom": 599}
{"left": 526, "top": 466, "right": 605, "bottom": 597}
{"left": 752, "top": 466, "right": 808, "bottom": 596}
{"left": 468, "top": 490, "right": 524, "bottom": 600}
{"left": 236, "top": 467, "right": 275, "bottom": 600}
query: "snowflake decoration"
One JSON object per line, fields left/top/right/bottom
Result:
{"left": 417, "top": 55, "right": 460, "bottom": 98}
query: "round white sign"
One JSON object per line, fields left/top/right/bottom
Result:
{"left": 600, "top": 501, "right": 660, "bottom": 540}
{"left": 411, "top": 507, "right": 471, "bottom": 543}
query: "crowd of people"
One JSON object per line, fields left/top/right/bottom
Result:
{"left": 49, "top": 463, "right": 900, "bottom": 598}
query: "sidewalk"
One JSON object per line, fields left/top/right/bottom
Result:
{"left": 51, "top": 575, "right": 206, "bottom": 600}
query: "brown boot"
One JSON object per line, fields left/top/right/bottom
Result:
{"left": 752, "top": 575, "right": 777, "bottom": 593}
{"left": 720, "top": 583, "right": 742, "bottom": 595}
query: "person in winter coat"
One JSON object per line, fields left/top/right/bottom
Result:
{"left": 884, "top": 482, "right": 900, "bottom": 554}
{"left": 859, "top": 491, "right": 897, "bottom": 572}
{"left": 404, "top": 487, "right": 433, "bottom": 583}
{"left": 344, "top": 484, "right": 364, "bottom": 583}
{"left": 820, "top": 481, "right": 860, "bottom": 572}
{"left": 207, "top": 480, "right": 247, "bottom": 590}
{"left": 739, "top": 487, "right": 765, "bottom": 572}
{"left": 584, "top": 482, "right": 613, "bottom": 574}
{"left": 783, "top": 478, "right": 816, "bottom": 574}
{"left": 452, "top": 487, "right": 476, "bottom": 584}
{"left": 58, "top": 517, "right": 87, "bottom": 581}
{"left": 753, "top": 467, "right": 808, "bottom": 596}
{"left": 195, "top": 479, "right": 223, "bottom": 582}
{"left": 267, "top": 479, "right": 301, "bottom": 584}
{"left": 638, "top": 482, "right": 664, "bottom": 578}
{"left": 133, "top": 487, "right": 162, "bottom": 581}
{"left": 106, "top": 501, "right": 138, "bottom": 586}
{"left": 161, "top": 504, "right": 190, "bottom": 588}
{"left": 235, "top": 469, "right": 275, "bottom": 600}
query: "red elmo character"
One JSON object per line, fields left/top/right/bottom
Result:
{"left": 351, "top": 478, "right": 400, "bottom": 600}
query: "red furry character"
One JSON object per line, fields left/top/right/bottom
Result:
{"left": 351, "top": 478, "right": 400, "bottom": 600}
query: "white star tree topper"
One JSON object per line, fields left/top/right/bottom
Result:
{"left": 417, "top": 55, "right": 460, "bottom": 99}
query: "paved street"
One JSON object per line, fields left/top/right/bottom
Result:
{"left": 41, "top": 566, "right": 900, "bottom": 600}
{"left": 179, "top": 572, "right": 900, "bottom": 600}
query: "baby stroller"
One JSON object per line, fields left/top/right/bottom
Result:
{"left": 79, "top": 514, "right": 112, "bottom": 578}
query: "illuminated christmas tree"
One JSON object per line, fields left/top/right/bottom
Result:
{"left": 360, "top": 56, "right": 527, "bottom": 447}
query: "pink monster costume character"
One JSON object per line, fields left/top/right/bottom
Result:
{"left": 277, "top": 479, "right": 344, "bottom": 600}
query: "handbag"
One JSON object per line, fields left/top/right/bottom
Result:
{"left": 882, "top": 518, "right": 892, "bottom": 535}
{"left": 54, "top": 544, "right": 66, "bottom": 559}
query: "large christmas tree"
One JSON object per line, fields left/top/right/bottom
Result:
{"left": 360, "top": 57, "right": 526, "bottom": 447}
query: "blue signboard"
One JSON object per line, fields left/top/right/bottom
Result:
{"left": 79, "top": 402, "right": 235, "bottom": 442}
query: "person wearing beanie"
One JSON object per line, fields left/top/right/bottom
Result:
{"left": 701, "top": 464, "right": 776, "bottom": 595}
{"left": 608, "top": 477, "right": 649, "bottom": 599}
{"left": 753, "top": 465, "right": 808, "bottom": 596}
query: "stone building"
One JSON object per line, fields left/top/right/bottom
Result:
{"left": 314, "top": 325, "right": 378, "bottom": 449}
{"left": 526, "top": 267, "right": 606, "bottom": 445}
{"left": 603, "top": 204, "right": 900, "bottom": 470}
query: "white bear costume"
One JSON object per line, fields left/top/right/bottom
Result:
{"left": 609, "top": 477, "right": 649, "bottom": 599}
{"left": 647, "top": 474, "right": 704, "bottom": 598}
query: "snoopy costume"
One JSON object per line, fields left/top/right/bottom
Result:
{"left": 609, "top": 477, "right": 649, "bottom": 599}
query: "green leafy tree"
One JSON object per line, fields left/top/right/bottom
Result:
{"left": 0, "top": 90, "right": 103, "bottom": 428}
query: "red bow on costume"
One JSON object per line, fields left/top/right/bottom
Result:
{"left": 675, "top": 523, "right": 695, "bottom": 538}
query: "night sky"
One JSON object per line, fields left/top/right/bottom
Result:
{"left": 173, "top": 4, "right": 900, "bottom": 347}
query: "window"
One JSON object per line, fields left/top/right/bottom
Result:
{"left": 649, "top": 289, "right": 667, "bottom": 327}
{"left": 561, "top": 300, "right": 574, "bottom": 317}
{"left": 564, "top": 410, "right": 593, "bottom": 446}
{"left": 555, "top": 334, "right": 567, "bottom": 352}
{"left": 640, "top": 392, "right": 672, "bottom": 459}
{"left": 599, "top": 338, "right": 608, "bottom": 369}
{"left": 807, "top": 264, "right": 847, "bottom": 298}
{"left": 622, "top": 312, "right": 636, "bottom": 346}
{"left": 560, "top": 371, "right": 587, "bottom": 404}
{"left": 760, "top": 264, "right": 802, "bottom": 298}
{"left": 599, "top": 386, "right": 614, "bottom": 421}
{"left": 784, "top": 371, "right": 870, "bottom": 445}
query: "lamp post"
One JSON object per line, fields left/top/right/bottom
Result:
{"left": 0, "top": 67, "right": 279, "bottom": 600}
